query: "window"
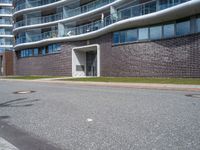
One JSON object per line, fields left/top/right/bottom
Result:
{"left": 48, "top": 45, "right": 53, "bottom": 53}
{"left": 34, "top": 48, "right": 38, "bottom": 56}
{"left": 120, "top": 9, "right": 131, "bottom": 19}
{"left": 42, "top": 47, "right": 46, "bottom": 55}
{"left": 176, "top": 20, "right": 190, "bottom": 36}
{"left": 53, "top": 44, "right": 61, "bottom": 52}
{"left": 113, "top": 32, "right": 120, "bottom": 44}
{"left": 163, "top": 23, "right": 175, "bottom": 38}
{"left": 28, "top": 49, "right": 33, "bottom": 57}
{"left": 139, "top": 28, "right": 149, "bottom": 40}
{"left": 150, "top": 26, "right": 162, "bottom": 40}
{"left": 197, "top": 17, "right": 200, "bottom": 33}
{"left": 120, "top": 31, "right": 126, "bottom": 43}
{"left": 127, "top": 29, "right": 138, "bottom": 42}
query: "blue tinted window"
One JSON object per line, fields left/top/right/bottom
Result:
{"left": 139, "top": 28, "right": 149, "bottom": 40}
{"left": 48, "top": 45, "right": 53, "bottom": 53}
{"left": 42, "top": 47, "right": 46, "bottom": 55}
{"left": 197, "top": 18, "right": 200, "bottom": 33}
{"left": 127, "top": 29, "right": 138, "bottom": 42}
{"left": 163, "top": 24, "right": 175, "bottom": 38}
{"left": 113, "top": 32, "right": 120, "bottom": 44}
{"left": 28, "top": 49, "right": 33, "bottom": 56}
{"left": 120, "top": 31, "right": 126, "bottom": 43}
{"left": 34, "top": 48, "right": 38, "bottom": 56}
{"left": 150, "top": 26, "right": 162, "bottom": 40}
{"left": 176, "top": 20, "right": 190, "bottom": 36}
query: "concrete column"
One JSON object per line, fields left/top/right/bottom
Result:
{"left": 110, "top": 6, "right": 118, "bottom": 23}
{"left": 156, "top": 0, "right": 160, "bottom": 11}
{"left": 58, "top": 23, "right": 65, "bottom": 37}
{"left": 101, "top": 13, "right": 104, "bottom": 27}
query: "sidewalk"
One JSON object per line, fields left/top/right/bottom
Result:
{"left": 1, "top": 78, "right": 200, "bottom": 91}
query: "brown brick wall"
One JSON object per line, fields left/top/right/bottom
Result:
{"left": 14, "top": 41, "right": 86, "bottom": 76}
{"left": 14, "top": 33, "right": 200, "bottom": 77}
{"left": 0, "top": 51, "right": 14, "bottom": 76}
{"left": 98, "top": 33, "right": 200, "bottom": 77}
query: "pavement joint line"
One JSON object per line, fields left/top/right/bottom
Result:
{"left": 0, "top": 137, "right": 19, "bottom": 150}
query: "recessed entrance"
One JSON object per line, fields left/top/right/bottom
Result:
{"left": 86, "top": 51, "right": 97, "bottom": 76}
{"left": 72, "top": 44, "right": 100, "bottom": 77}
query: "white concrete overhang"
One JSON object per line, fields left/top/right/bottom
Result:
{"left": 13, "top": 0, "right": 123, "bottom": 33}
{"left": 0, "top": 45, "right": 13, "bottom": 48}
{"left": 0, "top": 14, "right": 12, "bottom": 17}
{"left": 0, "top": 3, "right": 12, "bottom": 7}
{"left": 0, "top": 25, "right": 13, "bottom": 28}
{"left": 14, "top": 0, "right": 200, "bottom": 51}
{"left": 0, "top": 35, "right": 13, "bottom": 38}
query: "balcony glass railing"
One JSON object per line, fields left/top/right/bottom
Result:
{"left": 0, "top": 0, "right": 12, "bottom": 4}
{"left": 16, "top": 30, "right": 58, "bottom": 44}
{"left": 14, "top": 0, "right": 115, "bottom": 28}
{"left": 65, "top": 0, "right": 189, "bottom": 36}
{"left": 0, "top": 8, "right": 12, "bottom": 14}
{"left": 65, "top": 0, "right": 115, "bottom": 18}
{"left": 15, "top": 13, "right": 63, "bottom": 28}
{"left": 0, "top": 31, "right": 12, "bottom": 35}
{"left": 15, "top": 0, "right": 60, "bottom": 12}
{"left": 15, "top": 0, "right": 190, "bottom": 44}
{"left": 0, "top": 41, "right": 13, "bottom": 45}
{"left": 0, "top": 19, "right": 12, "bottom": 25}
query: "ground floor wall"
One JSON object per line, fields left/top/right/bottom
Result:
{"left": 14, "top": 33, "right": 200, "bottom": 77}
{"left": 0, "top": 51, "right": 14, "bottom": 76}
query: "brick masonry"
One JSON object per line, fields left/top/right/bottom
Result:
{"left": 14, "top": 33, "right": 200, "bottom": 77}
{"left": 0, "top": 51, "right": 14, "bottom": 76}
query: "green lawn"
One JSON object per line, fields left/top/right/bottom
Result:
{"left": 3, "top": 76, "right": 64, "bottom": 80}
{"left": 64, "top": 77, "right": 200, "bottom": 85}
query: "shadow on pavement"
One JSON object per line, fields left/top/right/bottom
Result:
{"left": 0, "top": 115, "right": 10, "bottom": 120}
{"left": 0, "top": 98, "right": 40, "bottom": 108}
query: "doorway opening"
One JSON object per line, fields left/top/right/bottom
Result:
{"left": 72, "top": 44, "right": 100, "bottom": 77}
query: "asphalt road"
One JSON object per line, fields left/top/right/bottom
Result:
{"left": 0, "top": 80, "right": 200, "bottom": 150}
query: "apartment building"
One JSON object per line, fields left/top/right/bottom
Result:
{"left": 0, "top": 0, "right": 13, "bottom": 76}
{"left": 13, "top": 0, "right": 200, "bottom": 77}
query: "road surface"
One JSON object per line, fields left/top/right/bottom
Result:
{"left": 0, "top": 80, "right": 200, "bottom": 150}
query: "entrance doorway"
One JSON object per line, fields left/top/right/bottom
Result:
{"left": 86, "top": 51, "right": 97, "bottom": 76}
{"left": 72, "top": 44, "right": 100, "bottom": 77}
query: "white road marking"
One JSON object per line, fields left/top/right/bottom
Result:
{"left": 0, "top": 137, "right": 19, "bottom": 150}
{"left": 86, "top": 118, "right": 93, "bottom": 122}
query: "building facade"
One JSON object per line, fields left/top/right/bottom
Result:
{"left": 13, "top": 0, "right": 200, "bottom": 77}
{"left": 0, "top": 0, "right": 13, "bottom": 76}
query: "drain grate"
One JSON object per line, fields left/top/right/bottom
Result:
{"left": 13, "top": 91, "right": 36, "bottom": 94}
{"left": 185, "top": 94, "right": 200, "bottom": 98}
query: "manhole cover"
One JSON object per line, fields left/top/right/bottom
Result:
{"left": 185, "top": 94, "right": 200, "bottom": 98}
{"left": 13, "top": 91, "right": 36, "bottom": 94}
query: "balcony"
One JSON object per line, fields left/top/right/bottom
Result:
{"left": 0, "top": 0, "right": 12, "bottom": 4}
{"left": 15, "top": 0, "right": 191, "bottom": 45}
{"left": 14, "top": 0, "right": 60, "bottom": 12}
{"left": 14, "top": 0, "right": 116, "bottom": 29}
{"left": 16, "top": 30, "right": 58, "bottom": 44}
{"left": 15, "top": 13, "right": 63, "bottom": 28}
{"left": 65, "top": 0, "right": 189, "bottom": 36}
{"left": 0, "top": 19, "right": 12, "bottom": 25}
{"left": 0, "top": 8, "right": 12, "bottom": 14}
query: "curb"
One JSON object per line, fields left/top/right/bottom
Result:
{"left": 1, "top": 78, "right": 200, "bottom": 92}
